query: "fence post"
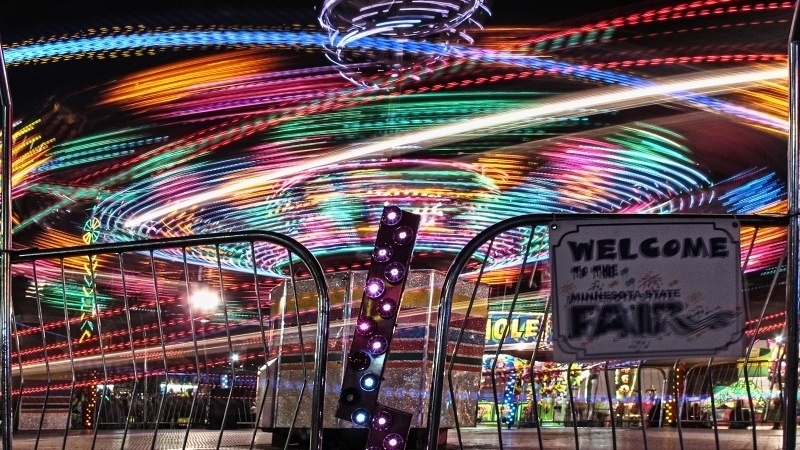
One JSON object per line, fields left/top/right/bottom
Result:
{"left": 0, "top": 34, "right": 14, "bottom": 450}
{"left": 786, "top": 4, "right": 800, "bottom": 449}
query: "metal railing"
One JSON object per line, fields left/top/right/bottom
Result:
{"left": 427, "top": 213, "right": 790, "bottom": 450}
{"left": 4, "top": 231, "right": 330, "bottom": 450}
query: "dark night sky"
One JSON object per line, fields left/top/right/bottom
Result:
{"left": 0, "top": 0, "right": 662, "bottom": 39}
{"left": 0, "top": 0, "right": 670, "bottom": 118}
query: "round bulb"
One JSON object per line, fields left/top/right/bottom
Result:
{"left": 373, "top": 245, "right": 393, "bottom": 263}
{"left": 384, "top": 433, "right": 404, "bottom": 449}
{"left": 348, "top": 351, "right": 372, "bottom": 371}
{"left": 382, "top": 206, "right": 402, "bottom": 226}
{"left": 356, "top": 317, "right": 377, "bottom": 336}
{"left": 365, "top": 278, "right": 385, "bottom": 298}
{"left": 360, "top": 373, "right": 379, "bottom": 391}
{"left": 393, "top": 226, "right": 414, "bottom": 246}
{"left": 377, "top": 298, "right": 397, "bottom": 319}
{"left": 384, "top": 262, "right": 405, "bottom": 283}
{"left": 368, "top": 335, "right": 388, "bottom": 355}
{"left": 340, "top": 387, "right": 360, "bottom": 405}
{"left": 352, "top": 408, "right": 371, "bottom": 426}
{"left": 372, "top": 410, "right": 393, "bottom": 431}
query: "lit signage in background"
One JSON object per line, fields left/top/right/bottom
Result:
{"left": 485, "top": 313, "right": 550, "bottom": 346}
{"left": 336, "top": 206, "right": 420, "bottom": 450}
{"left": 78, "top": 215, "right": 101, "bottom": 343}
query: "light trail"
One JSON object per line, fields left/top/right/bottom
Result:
{"left": 124, "top": 66, "right": 786, "bottom": 228}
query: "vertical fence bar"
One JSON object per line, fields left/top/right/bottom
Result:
{"left": 564, "top": 365, "right": 579, "bottom": 450}
{"left": 9, "top": 303, "right": 20, "bottom": 443}
{"left": 88, "top": 255, "right": 109, "bottom": 450}
{"left": 283, "top": 250, "right": 307, "bottom": 450}
{"left": 673, "top": 360, "right": 685, "bottom": 450}
{"left": 249, "top": 241, "right": 269, "bottom": 450}
{"left": 528, "top": 287, "right": 551, "bottom": 450}
{"left": 59, "top": 260, "right": 75, "bottom": 450}
{"left": 633, "top": 363, "right": 648, "bottom": 449}
{"left": 706, "top": 359, "right": 721, "bottom": 450}
{"left": 0, "top": 34, "right": 14, "bottom": 450}
{"left": 118, "top": 254, "right": 138, "bottom": 450}
{"left": 448, "top": 237, "right": 495, "bottom": 450}
{"left": 148, "top": 250, "right": 169, "bottom": 450}
{"left": 309, "top": 251, "right": 328, "bottom": 450}
{"left": 180, "top": 249, "right": 202, "bottom": 449}
{"left": 603, "top": 362, "right": 617, "bottom": 450}
{"left": 215, "top": 244, "right": 236, "bottom": 448}
{"left": 489, "top": 227, "right": 534, "bottom": 449}
{"left": 31, "top": 263, "right": 48, "bottom": 450}
{"left": 787, "top": 4, "right": 800, "bottom": 448}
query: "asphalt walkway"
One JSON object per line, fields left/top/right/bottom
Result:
{"left": 6, "top": 426, "right": 783, "bottom": 450}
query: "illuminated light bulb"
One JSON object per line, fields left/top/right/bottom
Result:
{"left": 384, "top": 262, "right": 406, "bottom": 283}
{"left": 368, "top": 335, "right": 388, "bottom": 355}
{"left": 190, "top": 284, "right": 220, "bottom": 310}
{"left": 360, "top": 373, "right": 380, "bottom": 391}
{"left": 349, "top": 351, "right": 372, "bottom": 371}
{"left": 377, "top": 298, "right": 397, "bottom": 319}
{"left": 352, "top": 408, "right": 371, "bottom": 426}
{"left": 373, "top": 245, "right": 393, "bottom": 263}
{"left": 356, "top": 317, "right": 377, "bottom": 336}
{"left": 393, "top": 226, "right": 414, "bottom": 246}
{"left": 382, "top": 206, "right": 403, "bottom": 226}
{"left": 365, "top": 278, "right": 385, "bottom": 298}
{"left": 372, "top": 410, "right": 393, "bottom": 431}
{"left": 383, "top": 433, "right": 404, "bottom": 449}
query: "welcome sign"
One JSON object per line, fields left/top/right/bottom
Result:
{"left": 549, "top": 218, "right": 744, "bottom": 362}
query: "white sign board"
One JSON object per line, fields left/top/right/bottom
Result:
{"left": 549, "top": 218, "right": 744, "bottom": 362}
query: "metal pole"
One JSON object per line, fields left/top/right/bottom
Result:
{"left": 786, "top": 4, "right": 800, "bottom": 448}
{"left": 0, "top": 34, "right": 14, "bottom": 450}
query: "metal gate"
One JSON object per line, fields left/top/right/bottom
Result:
{"left": 4, "top": 232, "right": 330, "bottom": 450}
{"left": 426, "top": 213, "right": 791, "bottom": 450}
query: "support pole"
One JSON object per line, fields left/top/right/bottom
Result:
{"left": 0, "top": 35, "right": 14, "bottom": 450}
{"left": 786, "top": 5, "right": 800, "bottom": 449}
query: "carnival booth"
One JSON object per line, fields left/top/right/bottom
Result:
{"left": 479, "top": 354, "right": 526, "bottom": 427}
{"left": 515, "top": 362, "right": 669, "bottom": 428}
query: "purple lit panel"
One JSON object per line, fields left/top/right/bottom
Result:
{"left": 336, "top": 206, "right": 421, "bottom": 426}
{"left": 364, "top": 405, "right": 413, "bottom": 450}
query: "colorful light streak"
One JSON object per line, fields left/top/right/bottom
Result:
{"left": 526, "top": 0, "right": 793, "bottom": 47}
{"left": 122, "top": 65, "right": 785, "bottom": 228}
{"left": 0, "top": 1, "right": 790, "bottom": 300}
{"left": 4, "top": 27, "right": 789, "bottom": 131}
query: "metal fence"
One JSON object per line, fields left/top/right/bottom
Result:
{"left": 427, "top": 213, "right": 791, "bottom": 450}
{"left": 4, "top": 232, "right": 329, "bottom": 450}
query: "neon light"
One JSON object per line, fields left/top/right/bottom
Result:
{"left": 78, "top": 216, "right": 100, "bottom": 343}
